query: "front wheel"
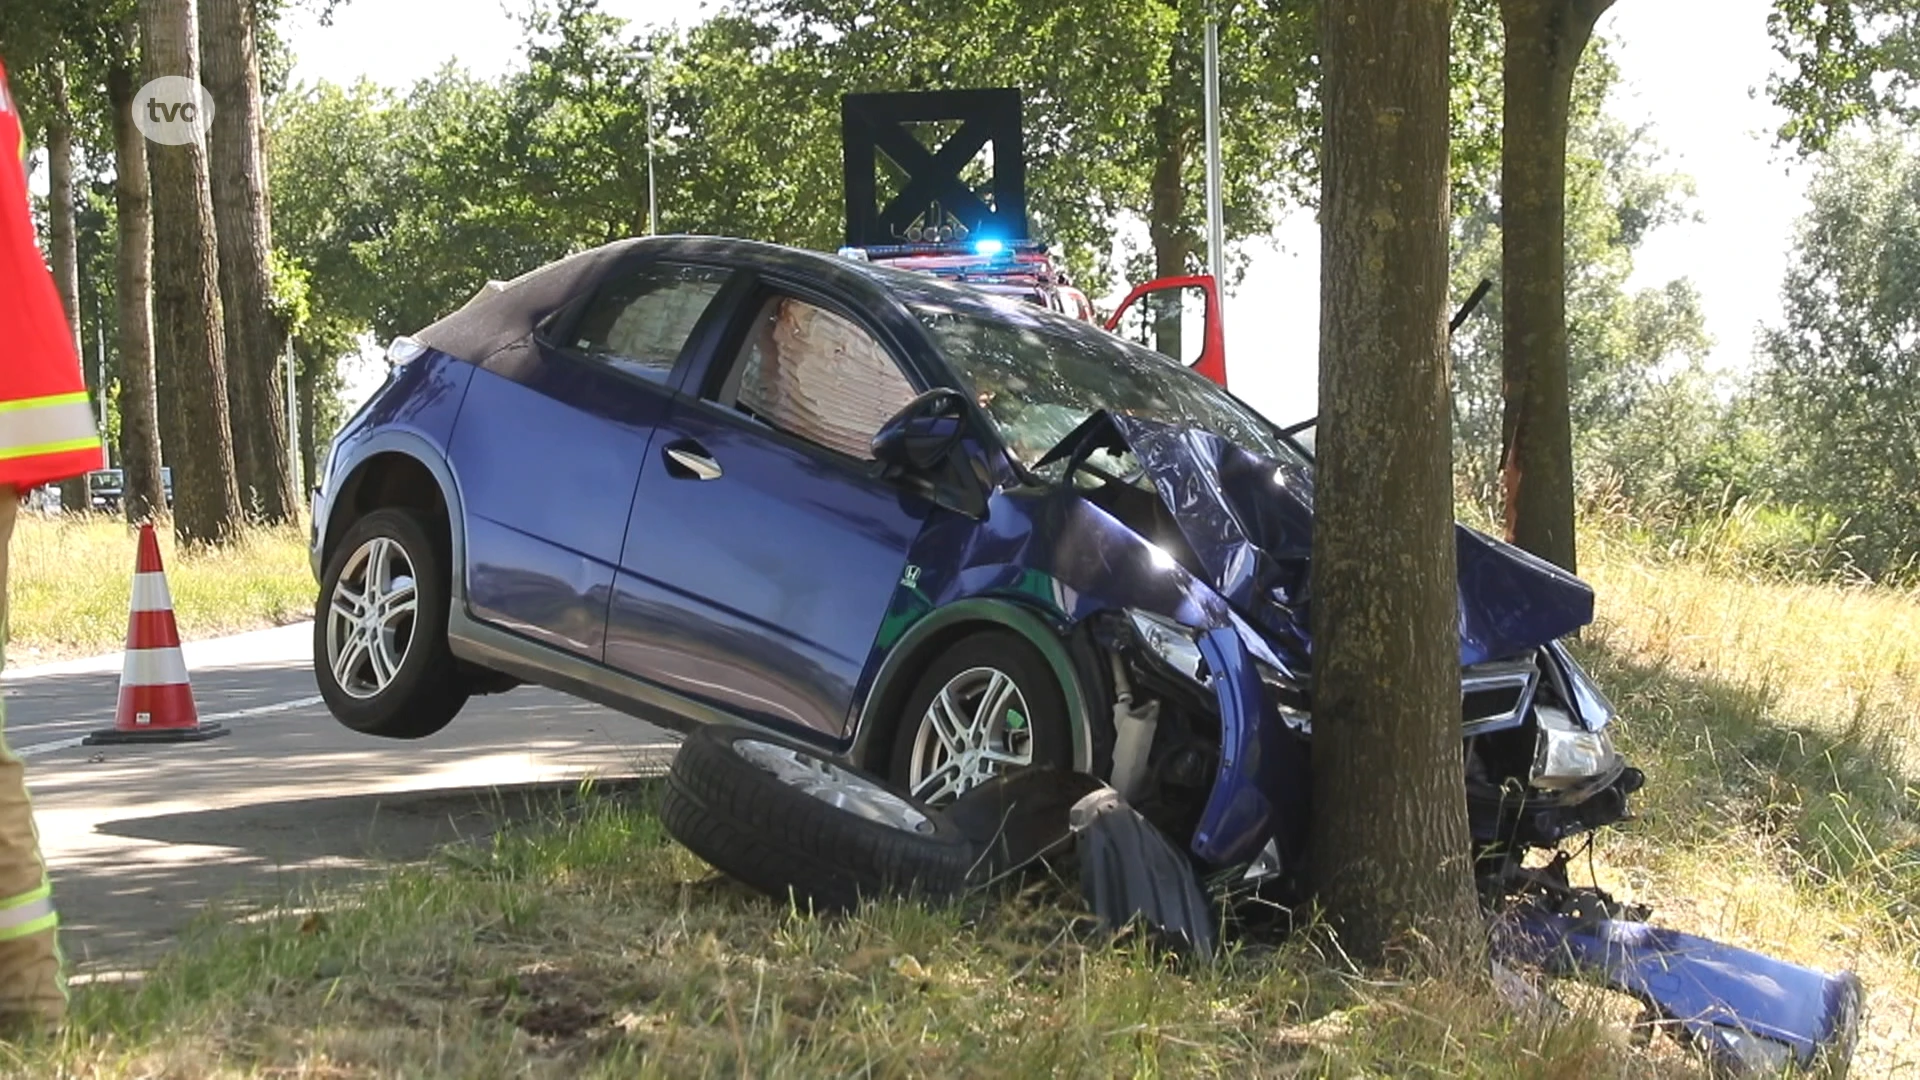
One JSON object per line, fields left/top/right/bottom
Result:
{"left": 888, "top": 630, "right": 1074, "bottom": 806}
{"left": 314, "top": 508, "right": 469, "bottom": 739}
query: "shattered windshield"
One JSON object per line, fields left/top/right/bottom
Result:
{"left": 910, "top": 298, "right": 1302, "bottom": 473}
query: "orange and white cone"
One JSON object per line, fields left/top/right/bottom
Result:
{"left": 82, "top": 524, "right": 228, "bottom": 745}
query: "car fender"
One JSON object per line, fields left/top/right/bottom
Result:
{"left": 848, "top": 595, "right": 1101, "bottom": 775}
{"left": 318, "top": 431, "right": 472, "bottom": 607}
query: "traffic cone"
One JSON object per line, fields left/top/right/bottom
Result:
{"left": 82, "top": 524, "right": 229, "bottom": 745}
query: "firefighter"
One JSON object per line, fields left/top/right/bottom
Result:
{"left": 0, "top": 54, "right": 107, "bottom": 1031}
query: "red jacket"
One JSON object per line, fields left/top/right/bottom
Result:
{"left": 0, "top": 56, "right": 104, "bottom": 491}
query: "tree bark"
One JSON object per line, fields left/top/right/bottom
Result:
{"left": 143, "top": 0, "right": 244, "bottom": 546}
{"left": 1497, "top": 0, "right": 1614, "bottom": 574}
{"left": 109, "top": 53, "right": 167, "bottom": 524}
{"left": 294, "top": 341, "right": 317, "bottom": 494}
{"left": 202, "top": 0, "right": 296, "bottom": 524}
{"left": 1309, "top": 0, "right": 1480, "bottom": 967}
{"left": 1146, "top": 78, "right": 1189, "bottom": 360}
{"left": 43, "top": 63, "right": 87, "bottom": 512}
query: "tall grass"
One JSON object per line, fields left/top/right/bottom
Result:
{"left": 1574, "top": 528, "right": 1920, "bottom": 1074}
{"left": 7, "top": 511, "right": 312, "bottom": 661}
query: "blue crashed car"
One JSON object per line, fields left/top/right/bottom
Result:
{"left": 311, "top": 236, "right": 1858, "bottom": 1072}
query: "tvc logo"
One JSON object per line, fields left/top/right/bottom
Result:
{"left": 132, "top": 76, "right": 214, "bottom": 146}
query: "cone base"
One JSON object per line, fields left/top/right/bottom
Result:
{"left": 82, "top": 721, "right": 229, "bottom": 746}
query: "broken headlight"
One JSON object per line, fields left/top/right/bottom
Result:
{"left": 1545, "top": 641, "right": 1617, "bottom": 731}
{"left": 1126, "top": 609, "right": 1208, "bottom": 684}
{"left": 1531, "top": 703, "right": 1620, "bottom": 789}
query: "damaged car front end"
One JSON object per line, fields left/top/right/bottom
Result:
{"left": 917, "top": 392, "right": 1860, "bottom": 1071}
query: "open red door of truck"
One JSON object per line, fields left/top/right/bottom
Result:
{"left": 1104, "top": 275, "right": 1227, "bottom": 387}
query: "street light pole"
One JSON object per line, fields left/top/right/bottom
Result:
{"left": 644, "top": 65, "right": 659, "bottom": 235}
{"left": 1202, "top": 1, "right": 1226, "bottom": 286}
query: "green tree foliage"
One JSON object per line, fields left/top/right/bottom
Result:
{"left": 1450, "top": 48, "right": 1710, "bottom": 508}
{"left": 722, "top": 0, "right": 1318, "bottom": 287}
{"left": 1755, "top": 129, "right": 1920, "bottom": 579}
{"left": 1769, "top": 0, "right": 1920, "bottom": 153}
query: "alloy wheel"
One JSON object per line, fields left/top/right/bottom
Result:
{"left": 906, "top": 665, "right": 1035, "bottom": 805}
{"left": 325, "top": 535, "right": 419, "bottom": 699}
{"left": 733, "top": 739, "right": 934, "bottom": 834}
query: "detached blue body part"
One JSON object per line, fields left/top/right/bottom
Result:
{"left": 1498, "top": 908, "right": 1864, "bottom": 1071}
{"left": 309, "top": 236, "right": 1862, "bottom": 1072}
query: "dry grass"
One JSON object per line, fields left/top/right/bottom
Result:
{"left": 6, "top": 511, "right": 313, "bottom": 661}
{"left": 2, "top": 524, "right": 1915, "bottom": 1076}
{"left": 1574, "top": 527, "right": 1920, "bottom": 1076}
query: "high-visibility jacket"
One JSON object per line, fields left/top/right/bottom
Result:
{"left": 0, "top": 57, "right": 104, "bottom": 492}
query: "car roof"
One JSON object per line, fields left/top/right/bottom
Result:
{"left": 414, "top": 234, "right": 1066, "bottom": 364}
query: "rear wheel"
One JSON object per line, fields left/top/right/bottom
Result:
{"left": 888, "top": 630, "right": 1074, "bottom": 806}
{"left": 314, "top": 508, "right": 468, "bottom": 739}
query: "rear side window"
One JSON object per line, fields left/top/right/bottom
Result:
{"left": 566, "top": 264, "right": 731, "bottom": 382}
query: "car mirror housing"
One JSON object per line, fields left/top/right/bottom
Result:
{"left": 873, "top": 389, "right": 968, "bottom": 473}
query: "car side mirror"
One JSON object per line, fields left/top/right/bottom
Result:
{"left": 872, "top": 388, "right": 968, "bottom": 474}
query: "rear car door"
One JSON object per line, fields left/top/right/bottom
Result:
{"left": 607, "top": 283, "right": 935, "bottom": 740}
{"left": 449, "top": 261, "right": 736, "bottom": 660}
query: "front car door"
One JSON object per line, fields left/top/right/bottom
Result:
{"left": 449, "top": 260, "right": 736, "bottom": 659}
{"left": 607, "top": 281, "right": 935, "bottom": 740}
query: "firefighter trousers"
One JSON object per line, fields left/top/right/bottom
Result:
{"left": 0, "top": 487, "right": 65, "bottom": 1029}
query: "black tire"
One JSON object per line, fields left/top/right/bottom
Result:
{"left": 661, "top": 725, "right": 973, "bottom": 912}
{"left": 887, "top": 629, "right": 1074, "bottom": 806}
{"left": 314, "top": 507, "right": 469, "bottom": 739}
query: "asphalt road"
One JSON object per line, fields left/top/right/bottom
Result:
{"left": 2, "top": 622, "right": 677, "bottom": 971}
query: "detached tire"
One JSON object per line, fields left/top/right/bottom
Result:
{"left": 314, "top": 508, "right": 469, "bottom": 739}
{"left": 661, "top": 725, "right": 972, "bottom": 912}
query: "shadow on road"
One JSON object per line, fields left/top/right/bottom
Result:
{"left": 13, "top": 659, "right": 682, "bottom": 970}
{"left": 58, "top": 772, "right": 674, "bottom": 969}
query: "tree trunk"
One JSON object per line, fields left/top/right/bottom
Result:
{"left": 295, "top": 341, "right": 317, "bottom": 494}
{"left": 44, "top": 64, "right": 87, "bottom": 513}
{"left": 202, "top": 0, "right": 296, "bottom": 524}
{"left": 143, "top": 0, "right": 244, "bottom": 546}
{"left": 1309, "top": 0, "right": 1480, "bottom": 967}
{"left": 109, "top": 54, "right": 168, "bottom": 524}
{"left": 1146, "top": 93, "right": 1188, "bottom": 360}
{"left": 1497, "top": 0, "right": 1614, "bottom": 574}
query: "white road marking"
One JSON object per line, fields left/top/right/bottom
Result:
{"left": 12, "top": 695, "right": 326, "bottom": 759}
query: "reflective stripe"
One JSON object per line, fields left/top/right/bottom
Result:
{"left": 0, "top": 395, "right": 100, "bottom": 461}
{"left": 0, "top": 885, "right": 56, "bottom": 941}
{"left": 121, "top": 646, "right": 189, "bottom": 688}
{"left": 131, "top": 571, "right": 174, "bottom": 613}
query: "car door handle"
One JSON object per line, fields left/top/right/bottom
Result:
{"left": 664, "top": 444, "right": 723, "bottom": 481}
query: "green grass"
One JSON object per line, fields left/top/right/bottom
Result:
{"left": 6, "top": 526, "right": 1918, "bottom": 1076}
{"left": 7, "top": 511, "right": 313, "bottom": 661}
{"left": 6, "top": 784, "right": 1684, "bottom": 1079}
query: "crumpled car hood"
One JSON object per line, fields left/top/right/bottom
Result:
{"left": 1036, "top": 411, "right": 1594, "bottom": 667}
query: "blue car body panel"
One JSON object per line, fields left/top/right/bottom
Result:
{"left": 609, "top": 396, "right": 934, "bottom": 739}
{"left": 1496, "top": 908, "right": 1864, "bottom": 1070}
{"left": 449, "top": 347, "right": 664, "bottom": 661}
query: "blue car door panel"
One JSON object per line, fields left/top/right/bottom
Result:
{"left": 607, "top": 290, "right": 931, "bottom": 739}
{"left": 451, "top": 263, "right": 735, "bottom": 659}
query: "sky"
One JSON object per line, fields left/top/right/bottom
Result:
{"left": 283, "top": 0, "right": 1811, "bottom": 427}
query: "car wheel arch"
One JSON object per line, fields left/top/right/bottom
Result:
{"left": 323, "top": 439, "right": 467, "bottom": 600}
{"left": 849, "top": 598, "right": 1110, "bottom": 778}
